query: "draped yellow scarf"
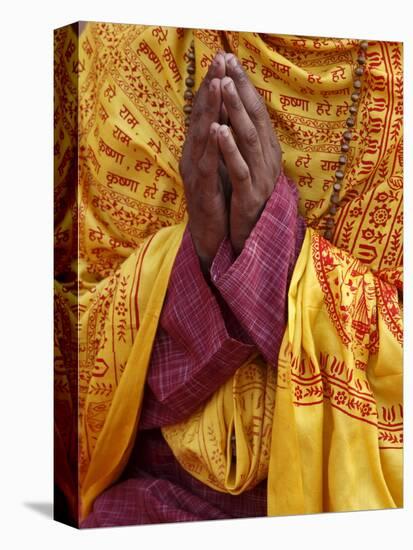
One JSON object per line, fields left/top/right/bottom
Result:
{"left": 163, "top": 229, "right": 402, "bottom": 512}
{"left": 53, "top": 23, "right": 403, "bottom": 522}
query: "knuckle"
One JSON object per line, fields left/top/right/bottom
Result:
{"left": 250, "top": 195, "right": 262, "bottom": 212}
{"left": 198, "top": 159, "right": 210, "bottom": 178}
{"left": 228, "top": 142, "right": 238, "bottom": 154}
{"left": 270, "top": 133, "right": 278, "bottom": 149}
{"left": 196, "top": 190, "right": 218, "bottom": 215}
{"left": 243, "top": 126, "right": 259, "bottom": 148}
{"left": 235, "top": 65, "right": 248, "bottom": 85}
{"left": 228, "top": 92, "right": 242, "bottom": 111}
{"left": 222, "top": 136, "right": 237, "bottom": 154}
{"left": 236, "top": 166, "right": 250, "bottom": 182}
{"left": 251, "top": 97, "right": 266, "bottom": 119}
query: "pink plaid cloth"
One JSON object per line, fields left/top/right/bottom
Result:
{"left": 81, "top": 173, "right": 305, "bottom": 528}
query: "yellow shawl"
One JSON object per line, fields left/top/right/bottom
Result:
{"left": 53, "top": 23, "right": 403, "bottom": 522}
{"left": 163, "top": 229, "right": 402, "bottom": 512}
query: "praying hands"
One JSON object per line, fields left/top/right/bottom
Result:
{"left": 179, "top": 51, "right": 282, "bottom": 270}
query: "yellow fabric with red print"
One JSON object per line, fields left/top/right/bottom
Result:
{"left": 53, "top": 23, "right": 402, "bottom": 521}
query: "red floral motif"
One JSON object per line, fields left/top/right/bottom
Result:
{"left": 349, "top": 206, "right": 363, "bottom": 218}
{"left": 360, "top": 403, "right": 372, "bottom": 417}
{"left": 383, "top": 251, "right": 397, "bottom": 266}
{"left": 294, "top": 386, "right": 303, "bottom": 400}
{"left": 369, "top": 204, "right": 392, "bottom": 228}
{"left": 114, "top": 302, "right": 127, "bottom": 316}
{"left": 334, "top": 391, "right": 347, "bottom": 405}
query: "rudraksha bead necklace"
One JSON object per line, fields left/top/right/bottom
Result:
{"left": 183, "top": 38, "right": 368, "bottom": 243}
{"left": 323, "top": 39, "right": 368, "bottom": 241}
{"left": 183, "top": 40, "right": 195, "bottom": 128}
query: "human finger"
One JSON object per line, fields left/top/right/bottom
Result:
{"left": 224, "top": 53, "right": 278, "bottom": 154}
{"left": 190, "top": 52, "right": 226, "bottom": 123}
{"left": 220, "top": 76, "right": 264, "bottom": 168}
{"left": 190, "top": 78, "right": 222, "bottom": 162}
{"left": 180, "top": 53, "right": 225, "bottom": 179}
{"left": 217, "top": 125, "right": 252, "bottom": 194}
{"left": 197, "top": 122, "right": 220, "bottom": 193}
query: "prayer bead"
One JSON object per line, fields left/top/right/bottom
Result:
{"left": 326, "top": 217, "right": 335, "bottom": 228}
{"left": 351, "top": 92, "right": 360, "bottom": 102}
{"left": 354, "top": 79, "right": 362, "bottom": 89}
{"left": 333, "top": 182, "right": 342, "bottom": 192}
{"left": 343, "top": 130, "right": 353, "bottom": 141}
{"left": 184, "top": 89, "right": 193, "bottom": 100}
{"left": 346, "top": 117, "right": 355, "bottom": 127}
{"left": 355, "top": 66, "right": 364, "bottom": 76}
{"left": 360, "top": 41, "right": 368, "bottom": 50}
{"left": 357, "top": 56, "right": 366, "bottom": 65}
{"left": 183, "top": 104, "right": 192, "bottom": 114}
{"left": 339, "top": 155, "right": 347, "bottom": 164}
{"left": 349, "top": 104, "right": 357, "bottom": 114}
{"left": 329, "top": 205, "right": 337, "bottom": 215}
{"left": 335, "top": 170, "right": 344, "bottom": 180}
{"left": 341, "top": 142, "right": 350, "bottom": 152}
{"left": 187, "top": 64, "right": 195, "bottom": 74}
{"left": 324, "top": 230, "right": 333, "bottom": 240}
{"left": 185, "top": 77, "right": 195, "bottom": 87}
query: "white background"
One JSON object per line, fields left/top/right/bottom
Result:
{"left": 0, "top": 0, "right": 411, "bottom": 548}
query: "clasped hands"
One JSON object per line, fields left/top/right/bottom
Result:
{"left": 179, "top": 51, "right": 282, "bottom": 272}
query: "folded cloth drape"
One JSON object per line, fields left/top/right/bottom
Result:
{"left": 162, "top": 228, "right": 402, "bottom": 512}
{"left": 78, "top": 222, "right": 185, "bottom": 519}
{"left": 268, "top": 229, "right": 402, "bottom": 513}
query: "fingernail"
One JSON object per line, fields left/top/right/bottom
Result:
{"left": 223, "top": 79, "right": 234, "bottom": 92}
{"left": 220, "top": 125, "right": 230, "bottom": 137}
{"left": 211, "top": 121, "right": 220, "bottom": 133}
{"left": 226, "top": 54, "right": 237, "bottom": 68}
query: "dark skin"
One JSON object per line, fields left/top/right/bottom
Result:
{"left": 179, "top": 54, "right": 228, "bottom": 272}
{"left": 179, "top": 51, "right": 282, "bottom": 270}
